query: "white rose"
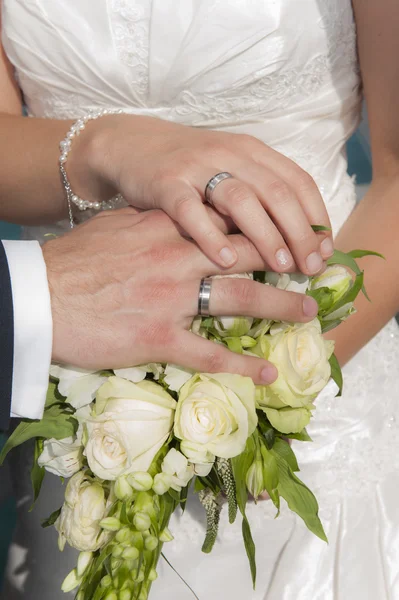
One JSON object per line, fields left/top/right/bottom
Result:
{"left": 265, "top": 272, "right": 309, "bottom": 294}
{"left": 50, "top": 364, "right": 107, "bottom": 409}
{"left": 254, "top": 319, "right": 333, "bottom": 412}
{"left": 212, "top": 273, "right": 254, "bottom": 337}
{"left": 161, "top": 449, "right": 194, "bottom": 491}
{"left": 84, "top": 377, "right": 176, "bottom": 480}
{"left": 55, "top": 472, "right": 112, "bottom": 552}
{"left": 114, "top": 363, "right": 163, "bottom": 383}
{"left": 175, "top": 373, "right": 257, "bottom": 460}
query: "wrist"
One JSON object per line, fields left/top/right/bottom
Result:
{"left": 65, "top": 114, "right": 120, "bottom": 205}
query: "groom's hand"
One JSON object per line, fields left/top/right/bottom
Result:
{"left": 42, "top": 207, "right": 318, "bottom": 385}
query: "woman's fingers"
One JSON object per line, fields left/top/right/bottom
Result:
{"left": 245, "top": 143, "right": 334, "bottom": 259}
{"left": 156, "top": 178, "right": 238, "bottom": 268}
{"left": 206, "top": 175, "right": 296, "bottom": 272}
{"left": 168, "top": 330, "right": 278, "bottom": 385}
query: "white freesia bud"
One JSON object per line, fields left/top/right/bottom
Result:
{"left": 246, "top": 460, "right": 265, "bottom": 500}
{"left": 115, "top": 527, "right": 133, "bottom": 544}
{"left": 120, "top": 590, "right": 133, "bottom": 600}
{"left": 85, "top": 378, "right": 176, "bottom": 481}
{"left": 115, "top": 477, "right": 134, "bottom": 501}
{"left": 310, "top": 265, "right": 352, "bottom": 304}
{"left": 100, "top": 517, "right": 121, "bottom": 532}
{"left": 161, "top": 449, "right": 195, "bottom": 492}
{"left": 104, "top": 593, "right": 118, "bottom": 600}
{"left": 175, "top": 374, "right": 257, "bottom": 459}
{"left": 133, "top": 511, "right": 151, "bottom": 532}
{"left": 77, "top": 551, "right": 93, "bottom": 577}
{"left": 159, "top": 527, "right": 174, "bottom": 543}
{"left": 127, "top": 472, "right": 153, "bottom": 492}
{"left": 152, "top": 473, "right": 172, "bottom": 495}
{"left": 144, "top": 535, "right": 159, "bottom": 551}
{"left": 112, "top": 545, "right": 124, "bottom": 558}
{"left": 56, "top": 472, "right": 112, "bottom": 552}
{"left": 101, "top": 575, "right": 112, "bottom": 588}
{"left": 61, "top": 569, "right": 81, "bottom": 593}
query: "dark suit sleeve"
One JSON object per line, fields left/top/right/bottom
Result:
{"left": 0, "top": 241, "right": 14, "bottom": 431}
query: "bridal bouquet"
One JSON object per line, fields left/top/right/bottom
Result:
{"left": 0, "top": 248, "right": 380, "bottom": 600}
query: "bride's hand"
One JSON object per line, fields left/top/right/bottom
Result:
{"left": 69, "top": 114, "right": 333, "bottom": 274}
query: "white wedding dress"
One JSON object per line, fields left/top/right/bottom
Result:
{"left": 2, "top": 1, "right": 399, "bottom": 599}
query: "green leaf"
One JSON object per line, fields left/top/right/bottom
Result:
{"left": 225, "top": 337, "right": 243, "bottom": 354}
{"left": 231, "top": 437, "right": 257, "bottom": 588}
{"left": 29, "top": 439, "right": 45, "bottom": 511}
{"left": 180, "top": 480, "right": 190, "bottom": 513}
{"left": 0, "top": 404, "right": 78, "bottom": 465}
{"left": 41, "top": 507, "right": 61, "bottom": 528}
{"left": 329, "top": 353, "right": 343, "bottom": 396}
{"left": 347, "top": 249, "right": 385, "bottom": 260}
{"left": 327, "top": 271, "right": 364, "bottom": 314}
{"left": 242, "top": 515, "right": 256, "bottom": 589}
{"left": 272, "top": 438, "right": 299, "bottom": 472}
{"left": 45, "top": 380, "right": 65, "bottom": 408}
{"left": 259, "top": 443, "right": 279, "bottom": 509}
{"left": 284, "top": 428, "right": 312, "bottom": 442}
{"left": 307, "top": 287, "right": 334, "bottom": 314}
{"left": 272, "top": 453, "right": 327, "bottom": 542}
{"left": 311, "top": 225, "right": 332, "bottom": 232}
{"left": 257, "top": 416, "right": 276, "bottom": 450}
{"left": 320, "top": 318, "right": 343, "bottom": 334}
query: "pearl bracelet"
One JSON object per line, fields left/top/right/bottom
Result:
{"left": 59, "top": 108, "right": 125, "bottom": 228}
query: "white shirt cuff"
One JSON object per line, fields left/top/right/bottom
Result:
{"left": 2, "top": 240, "right": 52, "bottom": 420}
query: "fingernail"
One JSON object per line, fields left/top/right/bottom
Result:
{"left": 303, "top": 295, "right": 318, "bottom": 318}
{"left": 275, "top": 248, "right": 293, "bottom": 269}
{"left": 261, "top": 364, "right": 278, "bottom": 384}
{"left": 305, "top": 251, "right": 323, "bottom": 274}
{"left": 320, "top": 237, "right": 334, "bottom": 258}
{"left": 219, "top": 247, "right": 236, "bottom": 267}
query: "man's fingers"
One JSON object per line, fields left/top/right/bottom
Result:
{"left": 168, "top": 331, "right": 278, "bottom": 385}
{"left": 208, "top": 279, "right": 318, "bottom": 322}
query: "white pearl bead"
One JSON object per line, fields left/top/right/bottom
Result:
{"left": 94, "top": 202, "right": 101, "bottom": 209}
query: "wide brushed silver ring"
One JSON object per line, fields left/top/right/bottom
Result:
{"left": 204, "top": 172, "right": 233, "bottom": 205}
{"left": 198, "top": 277, "right": 213, "bottom": 316}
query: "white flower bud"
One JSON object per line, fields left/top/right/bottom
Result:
{"left": 246, "top": 460, "right": 265, "bottom": 501}
{"left": 112, "top": 545, "right": 124, "bottom": 558}
{"left": 310, "top": 265, "right": 352, "bottom": 303}
{"left": 115, "top": 476, "right": 134, "bottom": 501}
{"left": 159, "top": 527, "right": 174, "bottom": 543}
{"left": 119, "top": 590, "right": 133, "bottom": 600}
{"left": 77, "top": 551, "right": 93, "bottom": 577}
{"left": 115, "top": 527, "right": 133, "bottom": 544}
{"left": 101, "top": 575, "right": 112, "bottom": 588}
{"left": 127, "top": 472, "right": 153, "bottom": 492}
{"left": 100, "top": 517, "right": 121, "bottom": 532}
{"left": 104, "top": 593, "right": 118, "bottom": 600}
{"left": 148, "top": 568, "right": 158, "bottom": 581}
{"left": 61, "top": 569, "right": 81, "bottom": 593}
{"left": 152, "top": 473, "right": 172, "bottom": 495}
{"left": 144, "top": 535, "right": 158, "bottom": 551}
{"left": 214, "top": 315, "right": 254, "bottom": 338}
{"left": 122, "top": 546, "right": 139, "bottom": 561}
{"left": 133, "top": 511, "right": 151, "bottom": 532}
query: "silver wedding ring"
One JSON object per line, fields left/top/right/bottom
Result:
{"left": 198, "top": 277, "right": 213, "bottom": 316}
{"left": 204, "top": 172, "right": 233, "bottom": 205}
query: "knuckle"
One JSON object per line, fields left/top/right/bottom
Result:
{"left": 203, "top": 349, "right": 227, "bottom": 373}
{"left": 142, "top": 321, "right": 176, "bottom": 348}
{"left": 225, "top": 183, "right": 252, "bottom": 208}
{"left": 268, "top": 180, "right": 292, "bottom": 205}
{"left": 293, "top": 169, "right": 316, "bottom": 192}
{"left": 174, "top": 195, "right": 196, "bottom": 220}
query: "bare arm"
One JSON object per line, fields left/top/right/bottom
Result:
{"left": 325, "top": 0, "right": 399, "bottom": 364}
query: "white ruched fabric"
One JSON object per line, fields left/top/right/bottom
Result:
{"left": 1, "top": 1, "right": 399, "bottom": 599}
